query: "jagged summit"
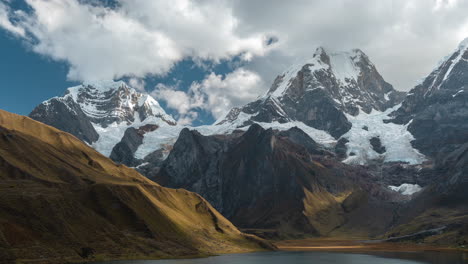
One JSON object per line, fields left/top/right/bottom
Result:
{"left": 217, "top": 47, "right": 405, "bottom": 139}
{"left": 64, "top": 80, "right": 175, "bottom": 126}
{"left": 30, "top": 80, "right": 176, "bottom": 155}
{"left": 266, "top": 47, "right": 370, "bottom": 98}
{"left": 414, "top": 37, "right": 468, "bottom": 98}
{"left": 263, "top": 46, "right": 404, "bottom": 115}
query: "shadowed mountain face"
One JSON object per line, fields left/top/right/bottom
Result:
{"left": 381, "top": 38, "right": 468, "bottom": 246}
{"left": 0, "top": 110, "right": 271, "bottom": 263}
{"left": 154, "top": 124, "right": 468, "bottom": 244}
{"left": 156, "top": 124, "right": 402, "bottom": 238}
{"left": 217, "top": 48, "right": 405, "bottom": 138}
{"left": 391, "top": 38, "right": 468, "bottom": 158}
{"left": 383, "top": 142, "right": 468, "bottom": 246}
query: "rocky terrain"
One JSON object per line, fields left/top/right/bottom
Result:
{"left": 156, "top": 124, "right": 405, "bottom": 238}
{"left": 0, "top": 110, "right": 271, "bottom": 264}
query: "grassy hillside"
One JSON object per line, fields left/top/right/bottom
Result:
{"left": 0, "top": 110, "right": 272, "bottom": 264}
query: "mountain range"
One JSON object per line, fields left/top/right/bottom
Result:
{"left": 25, "top": 38, "right": 468, "bottom": 248}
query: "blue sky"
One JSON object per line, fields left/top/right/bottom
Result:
{"left": 0, "top": 0, "right": 467, "bottom": 125}
{"left": 0, "top": 29, "right": 77, "bottom": 115}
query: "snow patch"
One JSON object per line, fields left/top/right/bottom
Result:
{"left": 452, "top": 89, "right": 464, "bottom": 97}
{"left": 342, "top": 105, "right": 426, "bottom": 165}
{"left": 134, "top": 111, "right": 337, "bottom": 160}
{"left": 329, "top": 51, "right": 361, "bottom": 85}
{"left": 388, "top": 183, "right": 422, "bottom": 195}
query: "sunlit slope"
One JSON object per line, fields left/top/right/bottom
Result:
{"left": 0, "top": 109, "right": 270, "bottom": 263}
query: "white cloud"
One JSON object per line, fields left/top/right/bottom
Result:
{"left": 177, "top": 111, "right": 199, "bottom": 126}
{"left": 0, "top": 0, "right": 272, "bottom": 81}
{"left": 153, "top": 68, "right": 263, "bottom": 123}
{"left": 151, "top": 83, "right": 204, "bottom": 125}
{"left": 190, "top": 68, "right": 263, "bottom": 119}
{"left": 232, "top": 0, "right": 468, "bottom": 91}
{"left": 128, "top": 78, "right": 146, "bottom": 92}
{"left": 0, "top": 2, "right": 25, "bottom": 37}
{"left": 152, "top": 83, "right": 204, "bottom": 115}
{"left": 1, "top": 0, "right": 468, "bottom": 124}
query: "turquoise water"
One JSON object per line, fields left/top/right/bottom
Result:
{"left": 92, "top": 251, "right": 467, "bottom": 264}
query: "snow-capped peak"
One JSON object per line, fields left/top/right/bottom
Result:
{"left": 266, "top": 47, "right": 375, "bottom": 99}
{"left": 60, "top": 80, "right": 175, "bottom": 126}
{"left": 83, "top": 80, "right": 127, "bottom": 92}
{"left": 328, "top": 49, "right": 364, "bottom": 84}
{"left": 415, "top": 37, "right": 468, "bottom": 97}
{"left": 458, "top": 37, "right": 468, "bottom": 51}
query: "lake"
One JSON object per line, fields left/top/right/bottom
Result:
{"left": 92, "top": 250, "right": 468, "bottom": 264}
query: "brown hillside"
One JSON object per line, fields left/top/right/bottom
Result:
{"left": 0, "top": 109, "right": 271, "bottom": 264}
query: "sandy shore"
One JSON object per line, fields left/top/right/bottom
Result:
{"left": 275, "top": 238, "right": 468, "bottom": 253}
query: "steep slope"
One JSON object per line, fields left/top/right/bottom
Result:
{"left": 382, "top": 143, "right": 468, "bottom": 246}
{"left": 0, "top": 110, "right": 270, "bottom": 264}
{"left": 30, "top": 80, "right": 176, "bottom": 156}
{"left": 391, "top": 38, "right": 468, "bottom": 157}
{"left": 217, "top": 47, "right": 405, "bottom": 138}
{"left": 156, "top": 124, "right": 403, "bottom": 238}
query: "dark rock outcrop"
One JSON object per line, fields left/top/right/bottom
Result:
{"left": 370, "top": 136, "right": 386, "bottom": 154}
{"left": 110, "top": 124, "right": 158, "bottom": 166}
{"left": 29, "top": 96, "right": 99, "bottom": 144}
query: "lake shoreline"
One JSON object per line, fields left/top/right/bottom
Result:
{"left": 274, "top": 238, "right": 468, "bottom": 253}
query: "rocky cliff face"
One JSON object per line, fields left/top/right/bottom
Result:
{"left": 0, "top": 109, "right": 271, "bottom": 263}
{"left": 156, "top": 124, "right": 402, "bottom": 238}
{"left": 391, "top": 38, "right": 468, "bottom": 158}
{"left": 29, "top": 95, "right": 99, "bottom": 144}
{"left": 217, "top": 47, "right": 405, "bottom": 138}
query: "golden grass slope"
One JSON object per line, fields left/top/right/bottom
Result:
{"left": 0, "top": 110, "right": 271, "bottom": 264}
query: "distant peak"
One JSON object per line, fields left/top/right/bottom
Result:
{"left": 458, "top": 37, "right": 468, "bottom": 51}
{"left": 313, "top": 46, "right": 327, "bottom": 56}
{"left": 81, "top": 80, "right": 128, "bottom": 92}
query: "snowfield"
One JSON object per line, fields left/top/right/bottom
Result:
{"left": 342, "top": 105, "right": 426, "bottom": 165}
{"left": 134, "top": 111, "right": 337, "bottom": 160}
{"left": 388, "top": 183, "right": 423, "bottom": 195}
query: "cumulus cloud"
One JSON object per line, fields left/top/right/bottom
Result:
{"left": 0, "top": 2, "right": 25, "bottom": 37}
{"left": 152, "top": 83, "right": 203, "bottom": 115}
{"left": 1, "top": 0, "right": 468, "bottom": 122}
{"left": 0, "top": 0, "right": 273, "bottom": 81}
{"left": 128, "top": 78, "right": 146, "bottom": 92}
{"left": 153, "top": 68, "right": 263, "bottom": 124}
{"left": 190, "top": 68, "right": 263, "bottom": 119}
{"left": 232, "top": 0, "right": 468, "bottom": 91}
